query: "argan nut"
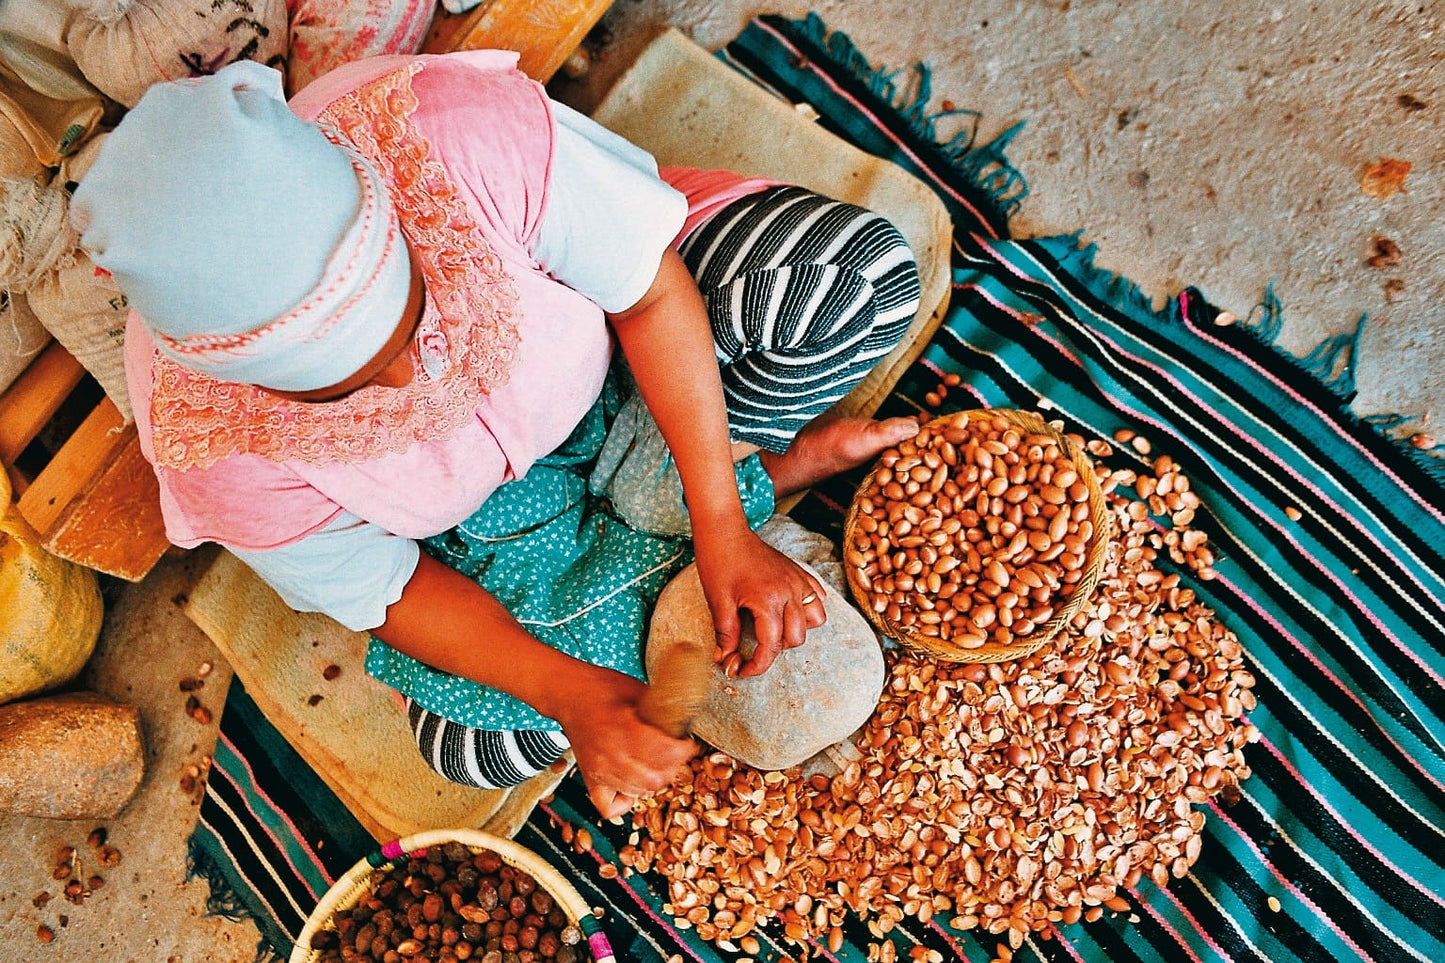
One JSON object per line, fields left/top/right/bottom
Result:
{"left": 87, "top": 828, "right": 108, "bottom": 849}
{"left": 88, "top": 875, "right": 104, "bottom": 890}
{"left": 1284, "top": 506, "right": 1302, "bottom": 521}
{"left": 191, "top": 706, "right": 213, "bottom": 725}
{"left": 323, "top": 664, "right": 342, "bottom": 681}
{"left": 36, "top": 925, "right": 54, "bottom": 944}
{"left": 97, "top": 846, "right": 122, "bottom": 868}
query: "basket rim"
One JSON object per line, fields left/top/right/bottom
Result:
{"left": 843, "top": 408, "right": 1113, "bottom": 663}
{"left": 288, "top": 828, "right": 595, "bottom": 963}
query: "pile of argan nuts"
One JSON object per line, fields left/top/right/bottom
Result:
{"left": 309, "top": 842, "right": 589, "bottom": 963}
{"left": 618, "top": 401, "right": 1258, "bottom": 963}
{"left": 34, "top": 828, "right": 122, "bottom": 944}
{"left": 846, "top": 409, "right": 1099, "bottom": 649}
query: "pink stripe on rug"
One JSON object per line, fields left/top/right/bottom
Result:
{"left": 1178, "top": 290, "right": 1445, "bottom": 528}
{"left": 965, "top": 237, "right": 1444, "bottom": 688}
{"left": 215, "top": 732, "right": 333, "bottom": 894}
{"left": 1259, "top": 735, "right": 1445, "bottom": 908}
{"left": 1210, "top": 801, "right": 1378, "bottom": 963}
{"left": 1213, "top": 570, "right": 1445, "bottom": 796}
{"left": 536, "top": 802, "right": 709, "bottom": 962}
{"left": 1140, "top": 883, "right": 1228, "bottom": 963}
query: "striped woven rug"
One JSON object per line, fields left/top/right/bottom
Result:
{"left": 189, "top": 14, "right": 1445, "bottom": 963}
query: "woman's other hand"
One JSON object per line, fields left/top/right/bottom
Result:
{"left": 554, "top": 665, "right": 698, "bottom": 819}
{"left": 693, "top": 524, "right": 827, "bottom": 678}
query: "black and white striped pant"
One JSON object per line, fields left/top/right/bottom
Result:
{"left": 685, "top": 185, "right": 922, "bottom": 452}
{"left": 409, "top": 185, "right": 919, "bottom": 790}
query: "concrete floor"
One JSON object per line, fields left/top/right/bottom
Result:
{"left": 1, "top": 1, "right": 1440, "bottom": 960}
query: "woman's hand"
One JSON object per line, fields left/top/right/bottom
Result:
{"left": 554, "top": 664, "right": 698, "bottom": 819}
{"left": 692, "top": 522, "right": 827, "bottom": 678}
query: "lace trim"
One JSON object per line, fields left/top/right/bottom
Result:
{"left": 149, "top": 63, "right": 521, "bottom": 470}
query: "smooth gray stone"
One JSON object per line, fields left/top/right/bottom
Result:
{"left": 646, "top": 519, "right": 884, "bottom": 770}
{"left": 0, "top": 692, "right": 145, "bottom": 819}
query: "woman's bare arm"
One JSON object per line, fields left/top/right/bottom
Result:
{"left": 606, "top": 248, "right": 826, "bottom": 675}
{"left": 375, "top": 552, "right": 696, "bottom": 817}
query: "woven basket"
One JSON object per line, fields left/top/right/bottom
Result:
{"left": 289, "top": 829, "right": 613, "bottom": 963}
{"left": 843, "top": 409, "right": 1112, "bottom": 663}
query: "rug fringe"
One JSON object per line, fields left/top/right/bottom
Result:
{"left": 186, "top": 835, "right": 287, "bottom": 963}
{"left": 1039, "top": 232, "right": 1171, "bottom": 327}
{"left": 1297, "top": 312, "right": 1367, "bottom": 400}
{"left": 781, "top": 13, "right": 1029, "bottom": 218}
{"left": 1236, "top": 286, "right": 1444, "bottom": 477}
{"left": 1034, "top": 234, "right": 1444, "bottom": 480}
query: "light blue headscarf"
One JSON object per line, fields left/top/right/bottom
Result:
{"left": 71, "top": 61, "right": 410, "bottom": 392}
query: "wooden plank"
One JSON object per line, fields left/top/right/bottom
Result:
{"left": 423, "top": 0, "right": 613, "bottom": 82}
{"left": 38, "top": 431, "right": 169, "bottom": 581}
{"left": 0, "top": 339, "right": 81, "bottom": 465}
{"left": 16, "top": 396, "right": 127, "bottom": 535}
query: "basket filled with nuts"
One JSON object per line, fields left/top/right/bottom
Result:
{"left": 843, "top": 409, "right": 1112, "bottom": 662}
{"left": 290, "top": 829, "right": 609, "bottom": 963}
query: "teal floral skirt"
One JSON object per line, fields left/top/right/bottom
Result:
{"left": 363, "top": 370, "right": 776, "bottom": 732}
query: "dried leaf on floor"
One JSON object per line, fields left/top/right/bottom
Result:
{"left": 1360, "top": 158, "right": 1411, "bottom": 199}
{"left": 1064, "top": 66, "right": 1087, "bottom": 98}
{"left": 1366, "top": 236, "right": 1402, "bottom": 268}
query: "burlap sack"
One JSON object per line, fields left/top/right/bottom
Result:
{"left": 0, "top": 30, "right": 104, "bottom": 105}
{"left": 0, "top": 290, "right": 49, "bottom": 397}
{"left": 286, "top": 0, "right": 432, "bottom": 94}
{"left": 0, "top": 467, "right": 104, "bottom": 707}
{"left": 0, "top": 178, "right": 77, "bottom": 293}
{"left": 56, "top": 122, "right": 109, "bottom": 183}
{"left": 0, "top": 0, "right": 81, "bottom": 69}
{"left": 64, "top": 0, "right": 289, "bottom": 108}
{"left": 1, "top": 174, "right": 132, "bottom": 421}
{"left": 27, "top": 251, "right": 132, "bottom": 422}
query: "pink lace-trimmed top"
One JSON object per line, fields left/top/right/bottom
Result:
{"left": 128, "top": 52, "right": 617, "bottom": 549}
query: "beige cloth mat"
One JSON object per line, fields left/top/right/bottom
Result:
{"left": 184, "top": 549, "right": 565, "bottom": 843}
{"left": 179, "top": 28, "right": 952, "bottom": 841}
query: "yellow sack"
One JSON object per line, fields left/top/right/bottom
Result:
{"left": 0, "top": 468, "right": 104, "bottom": 706}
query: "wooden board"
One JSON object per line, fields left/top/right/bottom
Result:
{"left": 9, "top": 394, "right": 170, "bottom": 581}
{"left": 0, "top": 339, "right": 81, "bottom": 467}
{"left": 423, "top": 0, "right": 613, "bottom": 81}
{"left": 37, "top": 432, "right": 169, "bottom": 581}
{"left": 183, "top": 549, "right": 567, "bottom": 842}
{"left": 1, "top": 339, "right": 170, "bottom": 580}
{"left": 591, "top": 28, "right": 955, "bottom": 512}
